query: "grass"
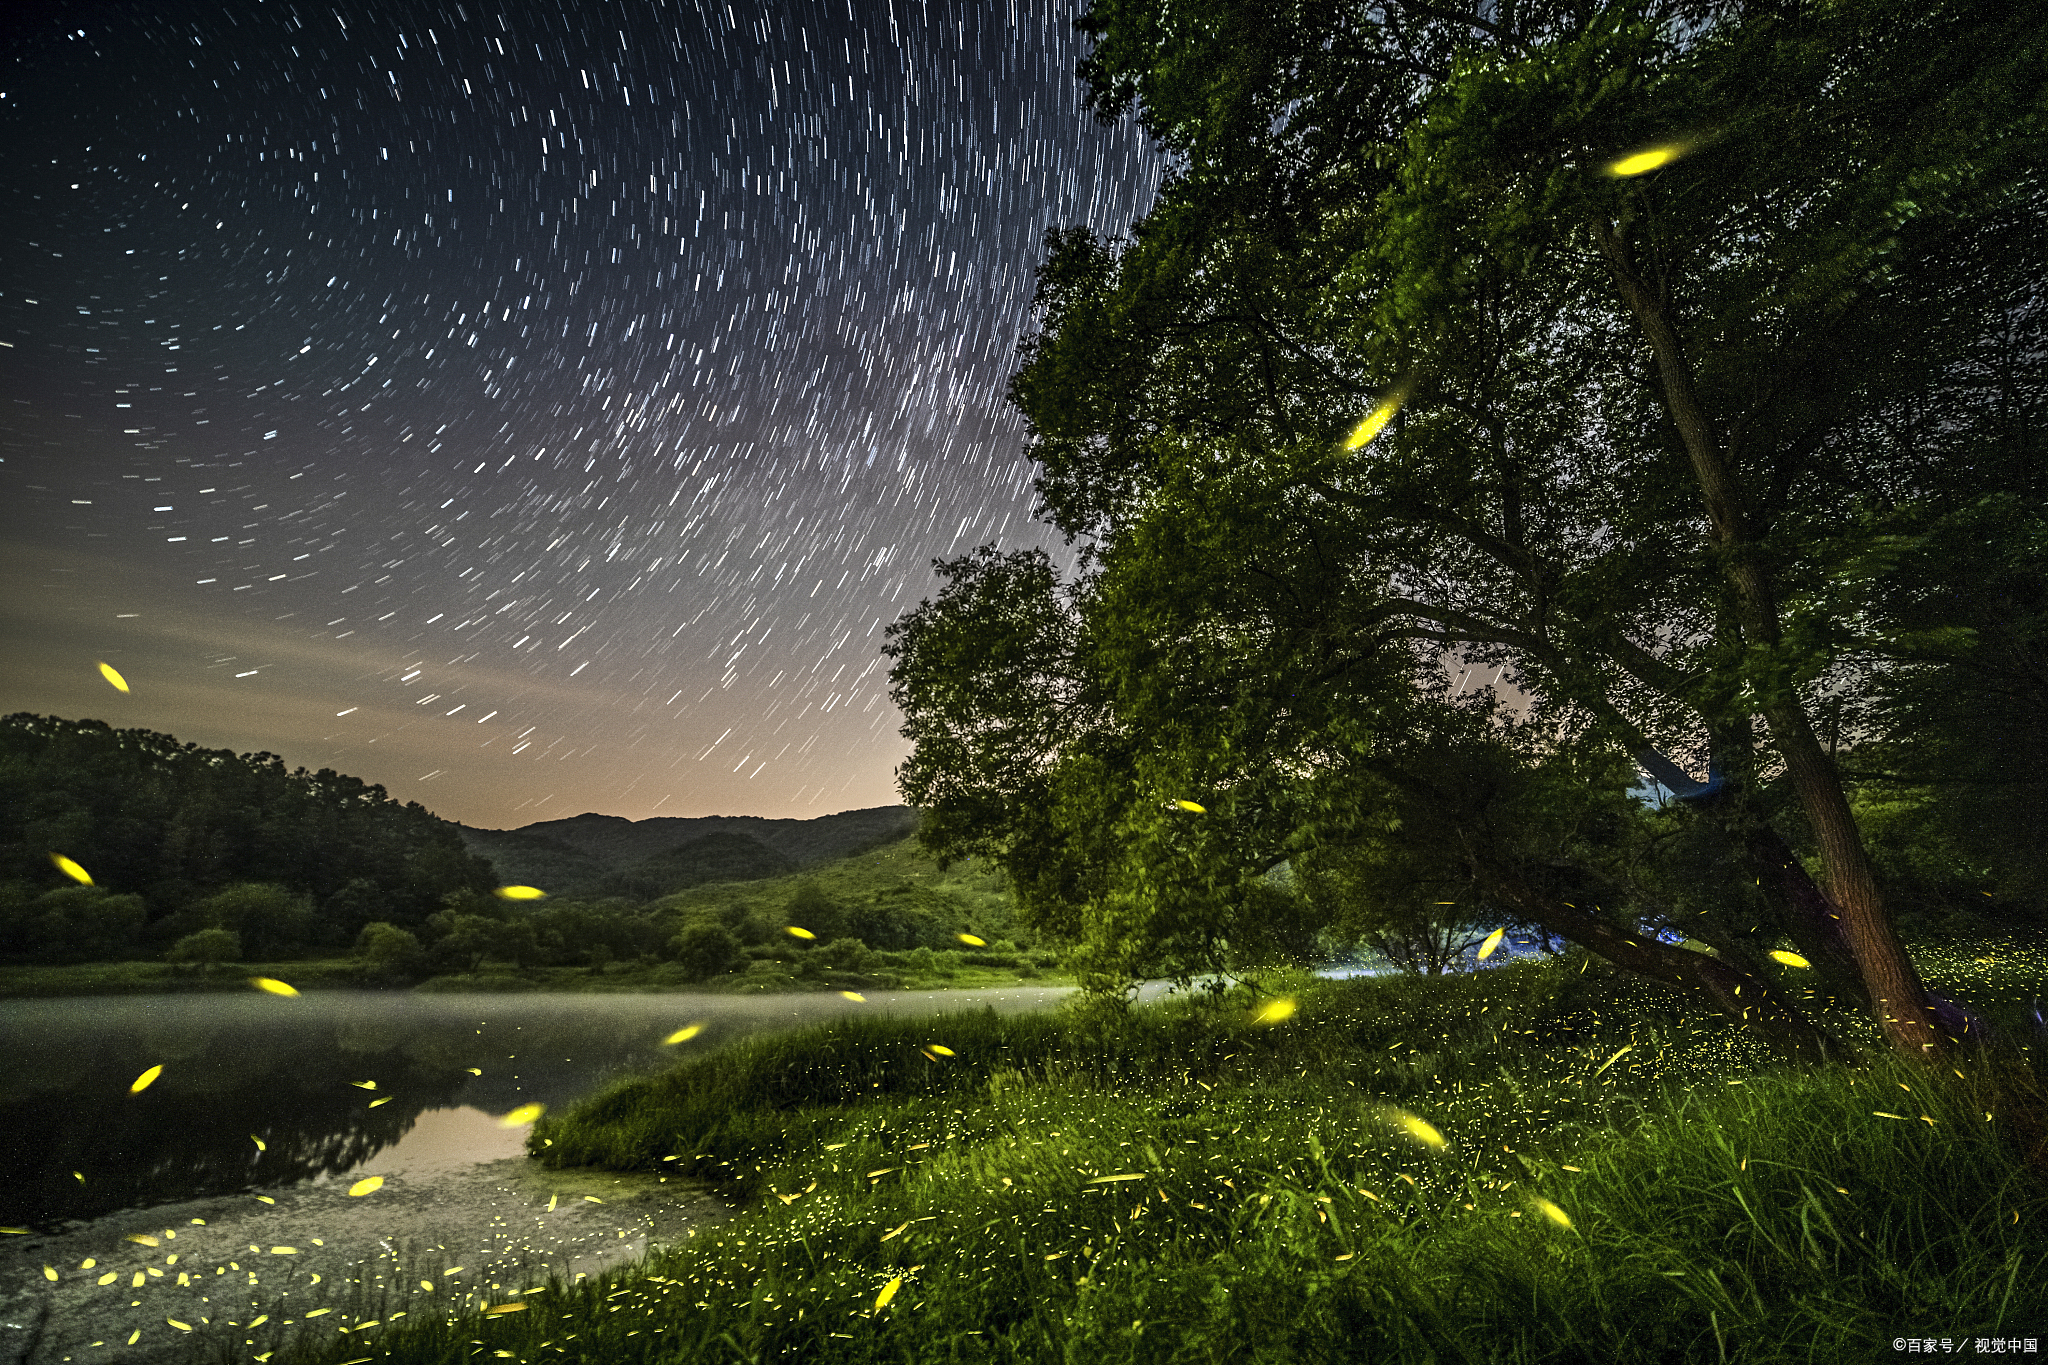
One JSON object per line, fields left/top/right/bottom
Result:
{"left": 237, "top": 947, "right": 2048, "bottom": 1364}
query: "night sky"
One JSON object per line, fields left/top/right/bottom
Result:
{"left": 0, "top": 0, "right": 1161, "bottom": 829}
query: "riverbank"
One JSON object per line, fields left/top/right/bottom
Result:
{"left": 0, "top": 954, "right": 1074, "bottom": 1000}
{"left": 261, "top": 943, "right": 2048, "bottom": 1365}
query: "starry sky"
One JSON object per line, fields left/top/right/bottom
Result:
{"left": 0, "top": 0, "right": 1163, "bottom": 830}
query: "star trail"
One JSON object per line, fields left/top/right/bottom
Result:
{"left": 0, "top": 0, "right": 1162, "bottom": 827}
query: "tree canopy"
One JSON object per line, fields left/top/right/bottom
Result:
{"left": 888, "top": 0, "right": 2046, "bottom": 1062}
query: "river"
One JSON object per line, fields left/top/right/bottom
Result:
{"left": 0, "top": 985, "right": 1108, "bottom": 1363}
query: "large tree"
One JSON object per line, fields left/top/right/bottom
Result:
{"left": 890, "top": 0, "right": 2044, "bottom": 1065}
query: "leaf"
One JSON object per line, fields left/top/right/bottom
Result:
{"left": 493, "top": 885, "right": 546, "bottom": 900}
{"left": 349, "top": 1176, "right": 384, "bottom": 1196}
{"left": 129, "top": 1065, "right": 162, "bottom": 1094}
{"left": 249, "top": 977, "right": 300, "bottom": 997}
{"left": 50, "top": 854, "right": 93, "bottom": 885}
{"left": 1477, "top": 928, "right": 1506, "bottom": 961}
{"left": 98, "top": 662, "right": 131, "bottom": 693}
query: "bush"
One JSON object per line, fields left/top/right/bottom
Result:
{"left": 20, "top": 886, "right": 147, "bottom": 962}
{"left": 190, "top": 882, "right": 316, "bottom": 959}
{"left": 814, "top": 937, "right": 878, "bottom": 973}
{"left": 166, "top": 927, "right": 241, "bottom": 971}
{"left": 672, "top": 922, "right": 747, "bottom": 981}
{"left": 353, "top": 920, "right": 426, "bottom": 977}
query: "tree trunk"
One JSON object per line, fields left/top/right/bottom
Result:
{"left": 1591, "top": 219, "right": 1944, "bottom": 1061}
{"left": 1470, "top": 851, "right": 1845, "bottom": 1066}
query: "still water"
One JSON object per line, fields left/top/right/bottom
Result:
{"left": 0, "top": 986, "right": 1086, "bottom": 1233}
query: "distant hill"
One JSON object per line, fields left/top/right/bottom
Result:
{"left": 456, "top": 805, "right": 921, "bottom": 899}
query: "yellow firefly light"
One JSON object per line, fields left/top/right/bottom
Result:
{"left": 498, "top": 1103, "right": 545, "bottom": 1127}
{"left": 1769, "top": 950, "right": 1811, "bottom": 969}
{"left": 840, "top": 991, "right": 868, "bottom": 1002}
{"left": 786, "top": 925, "right": 816, "bottom": 940}
{"left": 1393, "top": 1111, "right": 1447, "bottom": 1151}
{"left": 98, "top": 662, "right": 131, "bottom": 693}
{"left": 1173, "top": 799, "right": 1206, "bottom": 813}
{"left": 1344, "top": 386, "right": 1409, "bottom": 451}
{"left": 494, "top": 885, "right": 546, "bottom": 901}
{"left": 664, "top": 1024, "right": 705, "bottom": 1045}
{"left": 1605, "top": 144, "right": 1684, "bottom": 177}
{"left": 1252, "top": 998, "right": 1297, "bottom": 1025}
{"left": 50, "top": 854, "right": 93, "bottom": 885}
{"left": 1530, "top": 1195, "right": 1573, "bottom": 1229}
{"left": 874, "top": 1276, "right": 903, "bottom": 1311}
{"left": 348, "top": 1177, "right": 384, "bottom": 1197}
{"left": 129, "top": 1065, "right": 163, "bottom": 1094}
{"left": 1477, "top": 928, "right": 1506, "bottom": 962}
{"left": 249, "top": 977, "right": 300, "bottom": 997}
{"left": 957, "top": 933, "right": 987, "bottom": 947}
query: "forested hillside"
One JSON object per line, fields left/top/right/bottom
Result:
{"left": 0, "top": 715, "right": 1028, "bottom": 988}
{"left": 0, "top": 714, "right": 498, "bottom": 962}
{"left": 454, "top": 806, "right": 921, "bottom": 899}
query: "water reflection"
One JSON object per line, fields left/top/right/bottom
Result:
{"left": 0, "top": 987, "right": 1078, "bottom": 1231}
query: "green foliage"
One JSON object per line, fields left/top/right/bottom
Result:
{"left": 179, "top": 882, "right": 316, "bottom": 959}
{"left": 0, "top": 714, "right": 498, "bottom": 957}
{"left": 670, "top": 921, "right": 746, "bottom": 982}
{"left": 165, "top": 927, "right": 241, "bottom": 971}
{"left": 352, "top": 921, "right": 425, "bottom": 978}
{"left": 280, "top": 952, "right": 2048, "bottom": 1365}
{"left": 1, "top": 885, "right": 148, "bottom": 963}
{"left": 887, "top": 0, "right": 2048, "bottom": 1055}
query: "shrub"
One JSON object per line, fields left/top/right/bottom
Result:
{"left": 166, "top": 927, "right": 241, "bottom": 971}
{"left": 353, "top": 921, "right": 426, "bottom": 977}
{"left": 190, "top": 882, "right": 315, "bottom": 959}
{"left": 672, "top": 922, "right": 747, "bottom": 981}
{"left": 814, "top": 937, "right": 878, "bottom": 973}
{"left": 22, "top": 886, "right": 147, "bottom": 962}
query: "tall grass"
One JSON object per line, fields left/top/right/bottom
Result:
{"left": 258, "top": 952, "right": 2048, "bottom": 1365}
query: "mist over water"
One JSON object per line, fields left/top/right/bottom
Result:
{"left": 0, "top": 986, "right": 1085, "bottom": 1230}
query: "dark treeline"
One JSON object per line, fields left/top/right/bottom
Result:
{"left": 0, "top": 713, "right": 1041, "bottom": 984}
{"left": 0, "top": 713, "right": 498, "bottom": 963}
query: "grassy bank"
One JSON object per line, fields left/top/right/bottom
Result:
{"left": 0, "top": 949, "right": 1071, "bottom": 999}
{"left": 247, "top": 945, "right": 2048, "bottom": 1364}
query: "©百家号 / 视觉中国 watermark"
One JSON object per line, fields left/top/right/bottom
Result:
{"left": 1892, "top": 1337, "right": 2039, "bottom": 1354}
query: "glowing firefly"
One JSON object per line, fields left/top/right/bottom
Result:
{"left": 1605, "top": 144, "right": 1686, "bottom": 177}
